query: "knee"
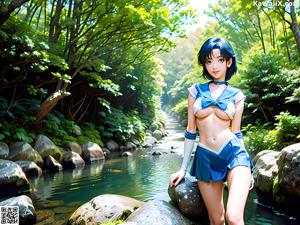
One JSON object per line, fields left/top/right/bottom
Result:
{"left": 225, "top": 210, "right": 243, "bottom": 225}
{"left": 209, "top": 214, "right": 225, "bottom": 225}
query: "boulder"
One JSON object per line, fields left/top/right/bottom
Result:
{"left": 106, "top": 140, "right": 119, "bottom": 151}
{"left": 168, "top": 176, "right": 207, "bottom": 221}
{"left": 81, "top": 142, "right": 105, "bottom": 162}
{"left": 275, "top": 143, "right": 300, "bottom": 202}
{"left": 253, "top": 149, "right": 277, "bottom": 164}
{"left": 253, "top": 150, "right": 279, "bottom": 193}
{"left": 122, "top": 151, "right": 132, "bottom": 157}
{"left": 61, "top": 152, "right": 85, "bottom": 168}
{"left": 67, "top": 194, "right": 144, "bottom": 225}
{"left": 152, "top": 151, "right": 163, "bottom": 156}
{"left": 125, "top": 142, "right": 136, "bottom": 151}
{"left": 44, "top": 155, "right": 63, "bottom": 171}
{"left": 143, "top": 136, "right": 157, "bottom": 148}
{"left": 152, "top": 130, "right": 163, "bottom": 140}
{"left": 0, "top": 142, "right": 9, "bottom": 159}
{"left": 34, "top": 135, "right": 63, "bottom": 160}
{"left": 125, "top": 200, "right": 192, "bottom": 225}
{"left": 0, "top": 160, "right": 30, "bottom": 197}
{"left": 8, "top": 142, "right": 43, "bottom": 167}
{"left": 64, "top": 142, "right": 82, "bottom": 155}
{"left": 0, "top": 195, "right": 36, "bottom": 225}
{"left": 15, "top": 161, "right": 42, "bottom": 176}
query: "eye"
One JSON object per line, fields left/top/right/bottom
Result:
{"left": 219, "top": 58, "right": 225, "bottom": 63}
{"left": 205, "top": 60, "right": 212, "bottom": 65}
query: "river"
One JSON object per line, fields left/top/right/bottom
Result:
{"left": 28, "top": 114, "right": 300, "bottom": 225}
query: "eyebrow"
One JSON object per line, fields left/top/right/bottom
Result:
{"left": 205, "top": 56, "right": 224, "bottom": 60}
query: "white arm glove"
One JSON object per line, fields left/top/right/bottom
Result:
{"left": 234, "top": 131, "right": 245, "bottom": 149}
{"left": 179, "top": 130, "right": 196, "bottom": 174}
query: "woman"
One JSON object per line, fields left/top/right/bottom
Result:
{"left": 169, "top": 38, "right": 253, "bottom": 225}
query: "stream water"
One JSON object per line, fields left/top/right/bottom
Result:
{"left": 28, "top": 115, "right": 300, "bottom": 225}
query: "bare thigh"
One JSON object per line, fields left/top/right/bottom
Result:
{"left": 198, "top": 180, "right": 224, "bottom": 222}
{"left": 226, "top": 166, "right": 251, "bottom": 221}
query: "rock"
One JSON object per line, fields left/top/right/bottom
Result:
{"left": 44, "top": 155, "right": 63, "bottom": 171}
{"left": 125, "top": 142, "right": 136, "bottom": 151}
{"left": 106, "top": 140, "right": 119, "bottom": 151}
{"left": 152, "top": 151, "right": 162, "bottom": 156}
{"left": 0, "top": 195, "right": 36, "bottom": 225}
{"left": 67, "top": 194, "right": 144, "bottom": 225}
{"left": 168, "top": 176, "right": 207, "bottom": 221}
{"left": 0, "top": 142, "right": 9, "bottom": 159}
{"left": 131, "top": 139, "right": 140, "bottom": 147}
{"left": 81, "top": 142, "right": 105, "bottom": 162}
{"left": 102, "top": 147, "right": 111, "bottom": 155}
{"left": 125, "top": 200, "right": 191, "bottom": 225}
{"left": 64, "top": 142, "right": 82, "bottom": 155}
{"left": 152, "top": 130, "right": 163, "bottom": 140}
{"left": 15, "top": 160, "right": 42, "bottom": 176}
{"left": 122, "top": 151, "right": 132, "bottom": 157}
{"left": 61, "top": 152, "right": 85, "bottom": 168}
{"left": 34, "top": 135, "right": 63, "bottom": 160}
{"left": 143, "top": 136, "right": 157, "bottom": 148}
{"left": 8, "top": 142, "right": 43, "bottom": 167}
{"left": 253, "top": 149, "right": 277, "bottom": 164}
{"left": 0, "top": 160, "right": 30, "bottom": 197}
{"left": 72, "top": 125, "right": 81, "bottom": 136}
{"left": 149, "top": 123, "right": 160, "bottom": 132}
{"left": 253, "top": 150, "right": 279, "bottom": 193}
{"left": 181, "top": 119, "right": 187, "bottom": 127}
{"left": 275, "top": 143, "right": 300, "bottom": 202}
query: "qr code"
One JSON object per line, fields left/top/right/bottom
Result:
{"left": 0, "top": 206, "right": 19, "bottom": 225}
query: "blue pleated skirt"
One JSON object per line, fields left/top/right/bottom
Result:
{"left": 190, "top": 136, "right": 253, "bottom": 183}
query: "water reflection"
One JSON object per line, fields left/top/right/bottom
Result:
{"left": 28, "top": 148, "right": 300, "bottom": 225}
{"left": 27, "top": 115, "right": 300, "bottom": 225}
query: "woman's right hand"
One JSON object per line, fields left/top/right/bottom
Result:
{"left": 169, "top": 170, "right": 185, "bottom": 188}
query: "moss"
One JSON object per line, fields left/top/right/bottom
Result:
{"left": 99, "top": 219, "right": 125, "bottom": 225}
{"left": 272, "top": 175, "right": 285, "bottom": 203}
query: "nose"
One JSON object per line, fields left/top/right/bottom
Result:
{"left": 212, "top": 61, "right": 218, "bottom": 69}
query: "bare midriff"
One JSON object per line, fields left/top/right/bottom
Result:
{"left": 195, "top": 106, "right": 235, "bottom": 152}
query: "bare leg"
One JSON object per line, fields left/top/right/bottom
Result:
{"left": 198, "top": 180, "right": 225, "bottom": 225}
{"left": 226, "top": 166, "right": 251, "bottom": 225}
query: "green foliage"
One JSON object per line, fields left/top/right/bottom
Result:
{"left": 0, "top": 121, "right": 35, "bottom": 143}
{"left": 101, "top": 108, "right": 146, "bottom": 143}
{"left": 172, "top": 99, "right": 188, "bottom": 122}
{"left": 243, "top": 123, "right": 279, "bottom": 154}
{"left": 244, "top": 111, "right": 300, "bottom": 154}
{"left": 79, "top": 122, "right": 103, "bottom": 146}
{"left": 240, "top": 52, "right": 298, "bottom": 123}
{"left": 275, "top": 111, "right": 300, "bottom": 143}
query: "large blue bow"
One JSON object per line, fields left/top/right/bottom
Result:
{"left": 202, "top": 98, "right": 227, "bottom": 111}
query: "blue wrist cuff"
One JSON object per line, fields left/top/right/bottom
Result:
{"left": 234, "top": 131, "right": 243, "bottom": 139}
{"left": 185, "top": 130, "right": 196, "bottom": 140}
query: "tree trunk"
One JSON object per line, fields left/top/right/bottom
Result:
{"left": 289, "top": 0, "right": 300, "bottom": 61}
{"left": 34, "top": 90, "right": 71, "bottom": 125}
{"left": 0, "top": 0, "right": 30, "bottom": 26}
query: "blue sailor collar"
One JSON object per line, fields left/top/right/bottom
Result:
{"left": 195, "top": 82, "right": 240, "bottom": 111}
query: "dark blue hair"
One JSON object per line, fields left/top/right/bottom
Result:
{"left": 197, "top": 38, "right": 237, "bottom": 81}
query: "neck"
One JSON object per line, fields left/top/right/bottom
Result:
{"left": 212, "top": 80, "right": 226, "bottom": 85}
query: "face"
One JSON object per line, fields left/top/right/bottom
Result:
{"left": 204, "top": 48, "right": 232, "bottom": 81}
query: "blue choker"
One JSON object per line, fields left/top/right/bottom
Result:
{"left": 212, "top": 81, "right": 226, "bottom": 85}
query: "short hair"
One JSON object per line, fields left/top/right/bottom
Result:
{"left": 197, "top": 38, "right": 238, "bottom": 81}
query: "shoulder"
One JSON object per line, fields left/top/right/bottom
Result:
{"left": 187, "top": 83, "right": 207, "bottom": 98}
{"left": 228, "top": 85, "right": 246, "bottom": 104}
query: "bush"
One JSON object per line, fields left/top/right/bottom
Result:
{"left": 275, "top": 111, "right": 300, "bottom": 143}
{"left": 172, "top": 99, "right": 188, "bottom": 121}
{"left": 100, "top": 107, "right": 146, "bottom": 143}
{"left": 244, "top": 111, "right": 300, "bottom": 154}
{"left": 244, "top": 123, "right": 279, "bottom": 154}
